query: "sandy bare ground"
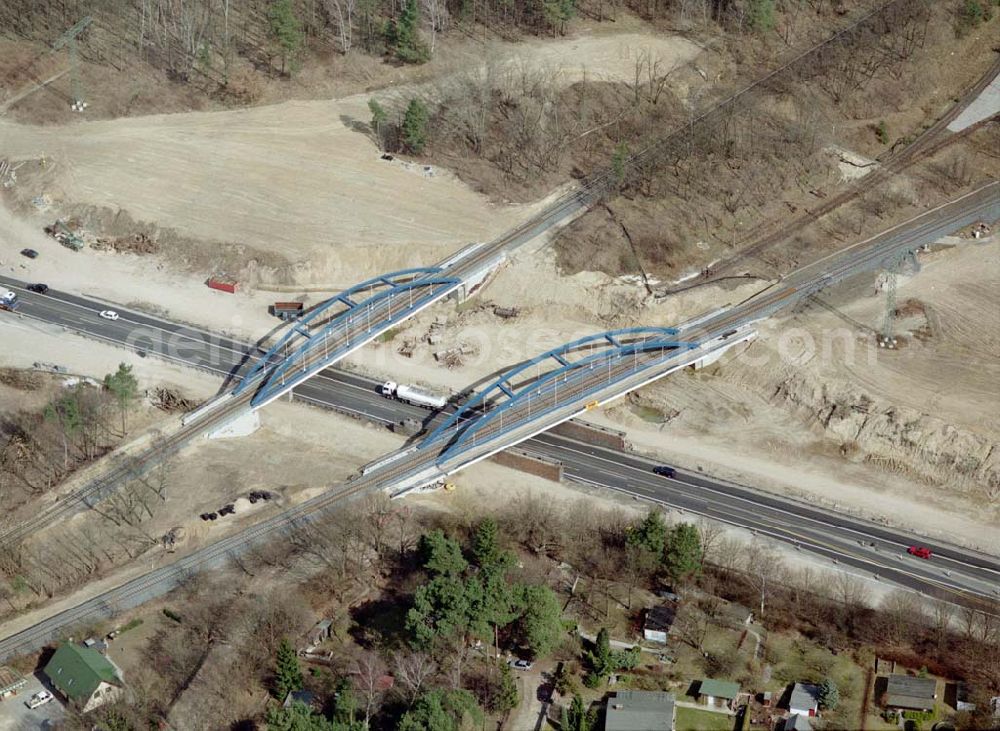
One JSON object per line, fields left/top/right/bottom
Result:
{"left": 0, "top": 30, "right": 700, "bottom": 284}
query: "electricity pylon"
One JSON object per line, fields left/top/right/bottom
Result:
{"left": 52, "top": 17, "right": 93, "bottom": 112}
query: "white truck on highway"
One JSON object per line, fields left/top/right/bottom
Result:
{"left": 380, "top": 381, "right": 447, "bottom": 410}
{"left": 0, "top": 289, "right": 19, "bottom": 312}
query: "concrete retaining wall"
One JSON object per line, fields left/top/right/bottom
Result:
{"left": 550, "top": 418, "right": 628, "bottom": 450}
{"left": 491, "top": 448, "right": 562, "bottom": 482}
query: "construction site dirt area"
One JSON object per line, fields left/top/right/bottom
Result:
{"left": 0, "top": 26, "right": 702, "bottom": 289}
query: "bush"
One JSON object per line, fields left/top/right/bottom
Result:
{"left": 119, "top": 618, "right": 143, "bottom": 633}
{"left": 162, "top": 608, "right": 182, "bottom": 623}
{"left": 876, "top": 120, "right": 889, "bottom": 145}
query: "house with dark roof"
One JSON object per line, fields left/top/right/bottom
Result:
{"left": 643, "top": 605, "right": 676, "bottom": 644}
{"left": 884, "top": 674, "right": 936, "bottom": 711}
{"left": 696, "top": 679, "right": 740, "bottom": 710}
{"left": 780, "top": 713, "right": 812, "bottom": 731}
{"left": 605, "top": 690, "right": 676, "bottom": 731}
{"left": 43, "top": 643, "right": 123, "bottom": 712}
{"left": 786, "top": 683, "right": 821, "bottom": 717}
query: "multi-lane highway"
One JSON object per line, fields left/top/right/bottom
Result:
{"left": 0, "top": 184, "right": 998, "bottom": 661}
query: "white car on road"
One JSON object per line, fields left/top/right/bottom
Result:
{"left": 25, "top": 690, "right": 53, "bottom": 709}
{"left": 99, "top": 310, "right": 119, "bottom": 321}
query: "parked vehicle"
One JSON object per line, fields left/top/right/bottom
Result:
{"left": 509, "top": 659, "right": 534, "bottom": 671}
{"left": 218, "top": 503, "right": 236, "bottom": 516}
{"left": 907, "top": 545, "right": 932, "bottom": 560}
{"left": 28, "top": 283, "right": 49, "bottom": 294}
{"left": 248, "top": 490, "right": 272, "bottom": 504}
{"left": 25, "top": 690, "right": 53, "bottom": 709}
{"left": 379, "top": 381, "right": 447, "bottom": 410}
{"left": 20, "top": 248, "right": 39, "bottom": 259}
{"left": 653, "top": 465, "right": 676, "bottom": 478}
{"left": 200, "top": 512, "right": 218, "bottom": 521}
{"left": 0, "top": 289, "right": 19, "bottom": 312}
{"left": 99, "top": 310, "right": 119, "bottom": 321}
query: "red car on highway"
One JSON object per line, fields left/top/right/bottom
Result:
{"left": 907, "top": 545, "right": 932, "bottom": 559}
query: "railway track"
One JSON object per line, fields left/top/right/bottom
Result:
{"left": 695, "top": 54, "right": 1000, "bottom": 284}
{"left": 0, "top": 183, "right": 996, "bottom": 659}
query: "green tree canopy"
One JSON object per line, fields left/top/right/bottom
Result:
{"left": 490, "top": 663, "right": 519, "bottom": 715}
{"left": 419, "top": 530, "right": 467, "bottom": 577}
{"left": 664, "top": 523, "right": 702, "bottom": 585}
{"left": 560, "top": 694, "right": 596, "bottom": 731}
{"left": 268, "top": 0, "right": 305, "bottom": 74}
{"left": 585, "top": 627, "right": 615, "bottom": 684}
{"left": 406, "top": 575, "right": 472, "bottom": 649}
{"left": 103, "top": 362, "right": 139, "bottom": 433}
{"left": 514, "top": 584, "right": 563, "bottom": 658}
{"left": 387, "top": 0, "right": 429, "bottom": 63}
{"left": 368, "top": 98, "right": 388, "bottom": 149}
{"left": 818, "top": 678, "right": 840, "bottom": 710}
{"left": 471, "top": 518, "right": 500, "bottom": 568}
{"left": 627, "top": 510, "right": 667, "bottom": 557}
{"left": 402, "top": 98, "right": 430, "bottom": 154}
{"left": 274, "top": 638, "right": 304, "bottom": 700}
{"left": 748, "top": 0, "right": 776, "bottom": 32}
{"left": 398, "top": 689, "right": 483, "bottom": 731}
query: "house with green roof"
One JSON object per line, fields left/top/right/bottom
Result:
{"left": 696, "top": 678, "right": 740, "bottom": 710}
{"left": 43, "top": 643, "right": 123, "bottom": 712}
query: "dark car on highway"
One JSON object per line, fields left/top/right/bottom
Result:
{"left": 20, "top": 248, "right": 38, "bottom": 259}
{"left": 28, "top": 283, "right": 49, "bottom": 294}
{"left": 653, "top": 465, "right": 676, "bottom": 478}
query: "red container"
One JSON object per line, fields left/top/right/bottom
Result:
{"left": 207, "top": 277, "right": 238, "bottom": 294}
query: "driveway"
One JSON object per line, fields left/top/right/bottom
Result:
{"left": 0, "top": 673, "right": 65, "bottom": 731}
{"left": 506, "top": 668, "right": 550, "bottom": 731}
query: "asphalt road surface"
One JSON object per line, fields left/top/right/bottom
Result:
{"left": 1, "top": 184, "right": 998, "bottom": 659}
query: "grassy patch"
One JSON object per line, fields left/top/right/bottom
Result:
{"left": 676, "top": 706, "right": 734, "bottom": 731}
{"left": 377, "top": 327, "right": 401, "bottom": 343}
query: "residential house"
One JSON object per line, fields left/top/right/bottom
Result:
{"left": 283, "top": 689, "right": 319, "bottom": 711}
{"left": 780, "top": 713, "right": 812, "bottom": 731}
{"left": 643, "top": 605, "right": 676, "bottom": 644}
{"left": 605, "top": 690, "right": 676, "bottom": 731}
{"left": 696, "top": 679, "right": 740, "bottom": 710}
{"left": 946, "top": 681, "right": 976, "bottom": 713}
{"left": 0, "top": 666, "right": 26, "bottom": 700}
{"left": 306, "top": 618, "right": 333, "bottom": 648}
{"left": 787, "top": 683, "right": 821, "bottom": 717}
{"left": 884, "top": 674, "right": 936, "bottom": 712}
{"left": 44, "top": 643, "right": 124, "bottom": 712}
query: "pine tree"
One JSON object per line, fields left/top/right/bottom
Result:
{"left": 584, "top": 627, "right": 615, "bottom": 685}
{"left": 561, "top": 694, "right": 594, "bottom": 731}
{"left": 748, "top": 0, "right": 776, "bottom": 33}
{"left": 103, "top": 362, "right": 139, "bottom": 434}
{"left": 491, "top": 664, "right": 519, "bottom": 714}
{"left": 274, "top": 637, "right": 304, "bottom": 699}
{"left": 368, "top": 98, "right": 388, "bottom": 150}
{"left": 268, "top": 0, "right": 304, "bottom": 74}
{"left": 389, "top": 0, "right": 428, "bottom": 63}
{"left": 818, "top": 678, "right": 840, "bottom": 710}
{"left": 472, "top": 518, "right": 500, "bottom": 569}
{"left": 402, "top": 99, "right": 429, "bottom": 154}
{"left": 514, "top": 585, "right": 563, "bottom": 658}
{"left": 664, "top": 523, "right": 702, "bottom": 585}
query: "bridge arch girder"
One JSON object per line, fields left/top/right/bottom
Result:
{"left": 235, "top": 268, "right": 460, "bottom": 404}
{"left": 425, "top": 327, "right": 699, "bottom": 463}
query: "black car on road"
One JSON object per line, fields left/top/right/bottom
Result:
{"left": 653, "top": 465, "right": 676, "bottom": 478}
{"left": 20, "top": 248, "right": 38, "bottom": 259}
{"left": 28, "top": 283, "right": 49, "bottom": 294}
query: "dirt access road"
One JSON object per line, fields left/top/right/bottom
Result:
{"left": 0, "top": 30, "right": 700, "bottom": 284}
